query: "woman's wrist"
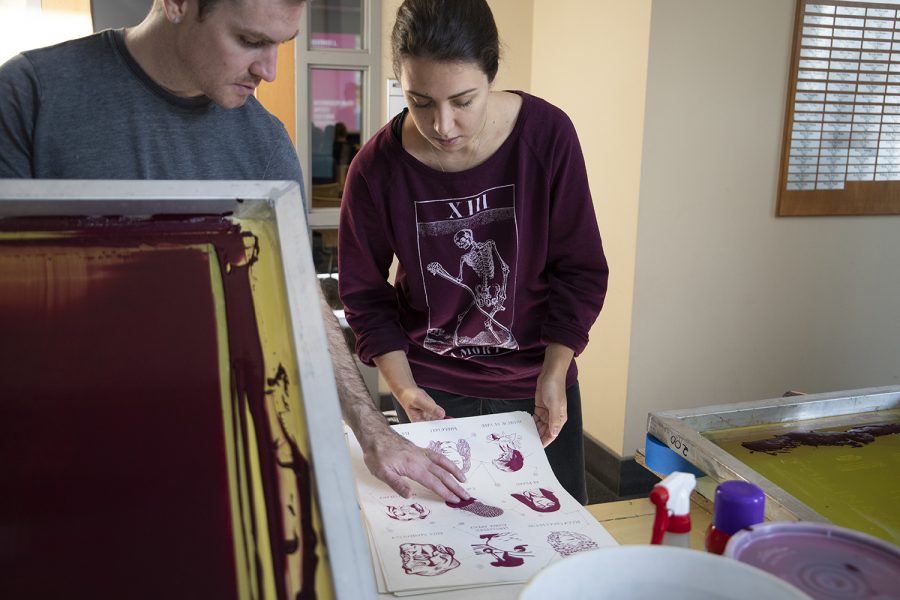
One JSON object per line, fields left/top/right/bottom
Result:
{"left": 540, "top": 343, "right": 575, "bottom": 379}
{"left": 373, "top": 350, "right": 420, "bottom": 400}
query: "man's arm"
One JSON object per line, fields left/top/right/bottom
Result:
{"left": 0, "top": 53, "right": 38, "bottom": 178}
{"left": 319, "top": 291, "right": 469, "bottom": 502}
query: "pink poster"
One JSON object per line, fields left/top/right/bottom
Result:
{"left": 311, "top": 68, "right": 360, "bottom": 130}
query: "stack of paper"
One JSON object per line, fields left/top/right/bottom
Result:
{"left": 345, "top": 411, "right": 618, "bottom": 596}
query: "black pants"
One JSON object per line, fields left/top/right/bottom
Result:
{"left": 391, "top": 383, "right": 588, "bottom": 505}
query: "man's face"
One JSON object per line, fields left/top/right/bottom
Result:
{"left": 174, "top": 0, "right": 302, "bottom": 108}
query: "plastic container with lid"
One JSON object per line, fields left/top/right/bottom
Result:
{"left": 725, "top": 521, "right": 900, "bottom": 599}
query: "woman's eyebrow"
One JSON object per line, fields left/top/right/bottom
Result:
{"left": 406, "top": 88, "right": 479, "bottom": 101}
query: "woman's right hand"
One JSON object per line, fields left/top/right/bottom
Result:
{"left": 395, "top": 386, "right": 446, "bottom": 422}
{"left": 375, "top": 350, "right": 447, "bottom": 422}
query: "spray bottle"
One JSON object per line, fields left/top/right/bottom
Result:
{"left": 649, "top": 471, "right": 696, "bottom": 547}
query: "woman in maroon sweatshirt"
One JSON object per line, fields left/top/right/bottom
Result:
{"left": 339, "top": 0, "right": 608, "bottom": 504}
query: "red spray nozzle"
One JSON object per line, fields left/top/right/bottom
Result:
{"left": 649, "top": 471, "right": 696, "bottom": 545}
{"left": 649, "top": 485, "right": 669, "bottom": 545}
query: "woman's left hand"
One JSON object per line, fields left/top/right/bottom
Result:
{"left": 533, "top": 344, "right": 574, "bottom": 447}
{"left": 534, "top": 372, "right": 567, "bottom": 447}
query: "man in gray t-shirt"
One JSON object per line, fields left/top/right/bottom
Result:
{"left": 0, "top": 26, "right": 301, "bottom": 182}
{"left": 0, "top": 0, "right": 468, "bottom": 503}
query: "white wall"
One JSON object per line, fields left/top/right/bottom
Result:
{"left": 0, "top": 1, "right": 91, "bottom": 64}
{"left": 624, "top": 0, "right": 900, "bottom": 455}
{"left": 531, "top": 0, "right": 651, "bottom": 454}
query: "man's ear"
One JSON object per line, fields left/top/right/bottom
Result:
{"left": 160, "top": 0, "right": 191, "bottom": 24}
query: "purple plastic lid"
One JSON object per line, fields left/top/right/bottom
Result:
{"left": 712, "top": 480, "right": 765, "bottom": 535}
{"left": 725, "top": 521, "right": 900, "bottom": 599}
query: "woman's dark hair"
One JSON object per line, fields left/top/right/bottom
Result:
{"left": 391, "top": 0, "right": 500, "bottom": 83}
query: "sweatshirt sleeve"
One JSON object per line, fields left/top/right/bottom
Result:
{"left": 0, "top": 54, "right": 39, "bottom": 178}
{"left": 539, "top": 110, "right": 609, "bottom": 355}
{"left": 338, "top": 157, "right": 410, "bottom": 365}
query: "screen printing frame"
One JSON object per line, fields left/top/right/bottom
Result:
{"left": 0, "top": 179, "right": 377, "bottom": 599}
{"left": 647, "top": 385, "right": 900, "bottom": 523}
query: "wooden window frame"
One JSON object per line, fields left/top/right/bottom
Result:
{"left": 777, "top": 0, "right": 900, "bottom": 216}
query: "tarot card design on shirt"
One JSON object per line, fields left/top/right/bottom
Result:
{"left": 415, "top": 185, "right": 519, "bottom": 359}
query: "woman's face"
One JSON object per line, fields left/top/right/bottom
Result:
{"left": 399, "top": 57, "right": 493, "bottom": 155}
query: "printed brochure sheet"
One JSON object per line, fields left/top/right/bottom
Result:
{"left": 346, "top": 411, "right": 618, "bottom": 595}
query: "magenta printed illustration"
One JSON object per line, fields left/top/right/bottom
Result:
{"left": 445, "top": 497, "right": 504, "bottom": 518}
{"left": 400, "top": 543, "right": 460, "bottom": 576}
{"left": 426, "top": 438, "right": 472, "bottom": 473}
{"left": 386, "top": 503, "right": 430, "bottom": 521}
{"left": 547, "top": 531, "right": 599, "bottom": 557}
{"left": 472, "top": 533, "right": 532, "bottom": 567}
{"left": 511, "top": 488, "right": 561, "bottom": 513}
{"left": 346, "top": 411, "right": 618, "bottom": 594}
{"left": 488, "top": 431, "right": 525, "bottom": 472}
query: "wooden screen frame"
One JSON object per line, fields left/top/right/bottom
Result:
{"left": 777, "top": 0, "right": 900, "bottom": 216}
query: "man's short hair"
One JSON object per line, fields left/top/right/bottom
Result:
{"left": 196, "top": 0, "right": 305, "bottom": 21}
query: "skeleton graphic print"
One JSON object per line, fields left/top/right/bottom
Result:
{"left": 415, "top": 185, "right": 519, "bottom": 359}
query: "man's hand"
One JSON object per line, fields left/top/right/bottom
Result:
{"left": 362, "top": 426, "right": 469, "bottom": 503}
{"left": 323, "top": 306, "right": 467, "bottom": 502}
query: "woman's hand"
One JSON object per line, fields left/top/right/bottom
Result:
{"left": 534, "top": 373, "right": 567, "bottom": 447}
{"left": 374, "top": 350, "right": 446, "bottom": 422}
{"left": 395, "top": 386, "right": 446, "bottom": 422}
{"left": 533, "top": 343, "right": 574, "bottom": 447}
